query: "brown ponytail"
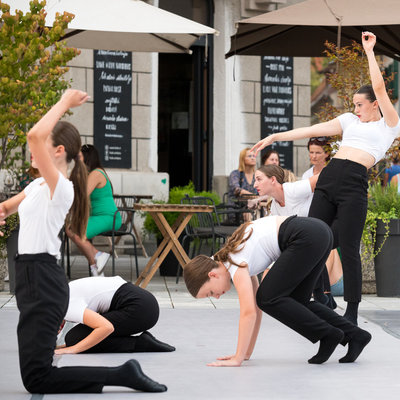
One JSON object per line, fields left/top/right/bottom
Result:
{"left": 52, "top": 121, "right": 89, "bottom": 239}
{"left": 214, "top": 221, "right": 253, "bottom": 267}
{"left": 68, "top": 157, "right": 89, "bottom": 238}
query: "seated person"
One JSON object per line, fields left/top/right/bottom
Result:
{"left": 261, "top": 149, "right": 280, "bottom": 166}
{"left": 56, "top": 276, "right": 176, "bottom": 354}
{"left": 67, "top": 144, "right": 122, "bottom": 275}
{"left": 228, "top": 147, "right": 258, "bottom": 200}
{"left": 383, "top": 152, "right": 400, "bottom": 186}
{"left": 326, "top": 247, "right": 344, "bottom": 297}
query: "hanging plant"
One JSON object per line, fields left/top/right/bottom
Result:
{"left": 361, "top": 184, "right": 400, "bottom": 263}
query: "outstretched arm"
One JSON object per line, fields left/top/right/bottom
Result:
{"left": 251, "top": 119, "right": 342, "bottom": 155}
{"left": 27, "top": 89, "right": 90, "bottom": 197}
{"left": 362, "top": 32, "right": 399, "bottom": 127}
{"left": 0, "top": 192, "right": 26, "bottom": 235}
{"left": 55, "top": 309, "right": 114, "bottom": 354}
{"left": 208, "top": 267, "right": 257, "bottom": 367}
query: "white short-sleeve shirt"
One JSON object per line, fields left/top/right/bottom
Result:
{"left": 301, "top": 166, "right": 314, "bottom": 180}
{"left": 338, "top": 113, "right": 400, "bottom": 164}
{"left": 18, "top": 172, "right": 74, "bottom": 257}
{"left": 270, "top": 179, "right": 313, "bottom": 217}
{"left": 65, "top": 276, "right": 126, "bottom": 324}
{"left": 225, "top": 216, "right": 282, "bottom": 279}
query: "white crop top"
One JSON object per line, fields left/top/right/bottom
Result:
{"left": 18, "top": 172, "right": 74, "bottom": 257}
{"left": 224, "top": 216, "right": 282, "bottom": 279}
{"left": 65, "top": 276, "right": 126, "bottom": 324}
{"left": 270, "top": 179, "right": 313, "bottom": 217}
{"left": 338, "top": 113, "right": 400, "bottom": 164}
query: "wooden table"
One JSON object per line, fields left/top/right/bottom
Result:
{"left": 114, "top": 194, "right": 153, "bottom": 258}
{"left": 133, "top": 203, "right": 214, "bottom": 288}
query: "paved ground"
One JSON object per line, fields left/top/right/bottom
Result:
{"left": 1, "top": 254, "right": 400, "bottom": 399}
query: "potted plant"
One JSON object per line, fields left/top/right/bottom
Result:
{"left": 143, "top": 182, "right": 221, "bottom": 276}
{"left": 0, "top": 213, "right": 19, "bottom": 292}
{"left": 361, "top": 183, "right": 400, "bottom": 296}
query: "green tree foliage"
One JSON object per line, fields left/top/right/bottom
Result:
{"left": 0, "top": 0, "right": 79, "bottom": 178}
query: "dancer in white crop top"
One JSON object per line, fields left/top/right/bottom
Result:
{"left": 183, "top": 216, "right": 371, "bottom": 367}
{"left": 251, "top": 32, "right": 400, "bottom": 325}
{"left": 0, "top": 90, "right": 166, "bottom": 394}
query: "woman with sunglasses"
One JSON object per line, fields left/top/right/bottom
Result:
{"left": 252, "top": 32, "right": 400, "bottom": 325}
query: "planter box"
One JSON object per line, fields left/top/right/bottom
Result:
{"left": 374, "top": 219, "right": 400, "bottom": 297}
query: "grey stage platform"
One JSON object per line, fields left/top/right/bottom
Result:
{"left": 1, "top": 307, "right": 400, "bottom": 400}
{"left": 1, "top": 254, "right": 400, "bottom": 399}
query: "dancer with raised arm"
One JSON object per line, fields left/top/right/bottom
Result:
{"left": 183, "top": 216, "right": 371, "bottom": 366}
{"left": 0, "top": 90, "right": 166, "bottom": 394}
{"left": 252, "top": 32, "right": 400, "bottom": 325}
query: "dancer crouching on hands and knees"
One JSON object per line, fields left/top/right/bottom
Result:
{"left": 251, "top": 32, "right": 400, "bottom": 325}
{"left": 0, "top": 89, "right": 166, "bottom": 394}
{"left": 184, "top": 216, "right": 371, "bottom": 366}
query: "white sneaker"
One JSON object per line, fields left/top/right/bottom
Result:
{"left": 95, "top": 252, "right": 110, "bottom": 275}
{"left": 90, "top": 265, "right": 99, "bottom": 276}
{"left": 4, "top": 274, "right": 9, "bottom": 282}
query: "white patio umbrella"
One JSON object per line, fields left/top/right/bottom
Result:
{"left": 5, "top": 0, "right": 217, "bottom": 53}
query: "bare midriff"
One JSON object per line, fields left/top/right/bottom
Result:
{"left": 333, "top": 146, "right": 375, "bottom": 169}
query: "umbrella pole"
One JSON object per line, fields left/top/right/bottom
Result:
{"left": 323, "top": 0, "right": 343, "bottom": 72}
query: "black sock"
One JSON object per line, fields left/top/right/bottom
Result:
{"left": 326, "top": 293, "right": 337, "bottom": 310}
{"left": 344, "top": 302, "right": 359, "bottom": 325}
{"left": 308, "top": 328, "right": 344, "bottom": 364}
{"left": 339, "top": 329, "right": 371, "bottom": 363}
{"left": 313, "top": 288, "right": 329, "bottom": 305}
{"left": 105, "top": 360, "right": 167, "bottom": 392}
{"left": 135, "top": 331, "right": 176, "bottom": 352}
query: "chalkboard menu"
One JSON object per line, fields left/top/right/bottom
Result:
{"left": 261, "top": 56, "right": 293, "bottom": 170}
{"left": 94, "top": 50, "right": 132, "bottom": 168}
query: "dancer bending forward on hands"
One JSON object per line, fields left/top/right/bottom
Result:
{"left": 56, "top": 276, "right": 175, "bottom": 354}
{"left": 183, "top": 216, "right": 371, "bottom": 366}
{"left": 0, "top": 90, "right": 166, "bottom": 394}
{"left": 252, "top": 32, "right": 400, "bottom": 325}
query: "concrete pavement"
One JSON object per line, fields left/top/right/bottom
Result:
{"left": 1, "top": 254, "right": 400, "bottom": 399}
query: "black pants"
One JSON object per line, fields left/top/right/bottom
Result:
{"left": 308, "top": 158, "right": 368, "bottom": 302}
{"left": 65, "top": 283, "right": 160, "bottom": 353}
{"left": 256, "top": 217, "right": 359, "bottom": 343}
{"left": 15, "top": 254, "right": 109, "bottom": 394}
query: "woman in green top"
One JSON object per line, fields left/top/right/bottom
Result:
{"left": 67, "top": 145, "right": 121, "bottom": 275}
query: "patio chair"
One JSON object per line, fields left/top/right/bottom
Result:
{"left": 98, "top": 195, "right": 139, "bottom": 280}
{"left": 176, "top": 195, "right": 253, "bottom": 283}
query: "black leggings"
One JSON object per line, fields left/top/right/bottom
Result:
{"left": 15, "top": 254, "right": 107, "bottom": 394}
{"left": 308, "top": 158, "right": 368, "bottom": 302}
{"left": 65, "top": 283, "right": 160, "bottom": 353}
{"left": 256, "top": 217, "right": 359, "bottom": 343}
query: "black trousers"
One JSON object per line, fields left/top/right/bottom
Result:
{"left": 256, "top": 217, "right": 360, "bottom": 343}
{"left": 15, "top": 254, "right": 109, "bottom": 394}
{"left": 308, "top": 158, "right": 368, "bottom": 302}
{"left": 65, "top": 282, "right": 160, "bottom": 353}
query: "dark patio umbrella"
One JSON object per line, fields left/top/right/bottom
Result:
{"left": 226, "top": 0, "right": 400, "bottom": 61}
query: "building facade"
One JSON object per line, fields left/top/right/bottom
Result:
{"left": 64, "top": 0, "right": 311, "bottom": 202}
